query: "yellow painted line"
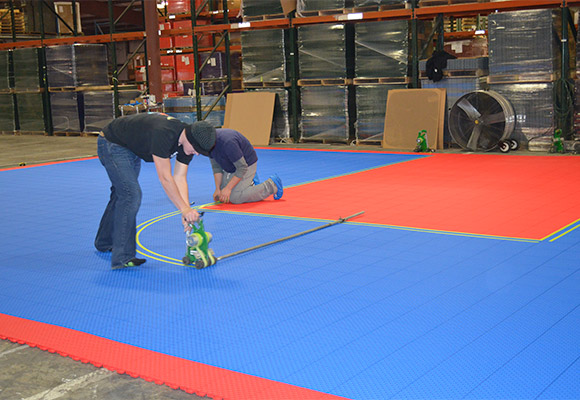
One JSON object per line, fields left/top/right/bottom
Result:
{"left": 543, "top": 217, "right": 580, "bottom": 242}
{"left": 549, "top": 224, "right": 580, "bottom": 242}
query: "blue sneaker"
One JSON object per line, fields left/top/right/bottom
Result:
{"left": 253, "top": 173, "right": 260, "bottom": 186}
{"left": 270, "top": 174, "right": 283, "bottom": 200}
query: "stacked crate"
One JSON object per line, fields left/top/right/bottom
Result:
{"left": 0, "top": 50, "right": 14, "bottom": 133}
{"left": 298, "top": 23, "right": 354, "bottom": 142}
{"left": 354, "top": 20, "right": 410, "bottom": 144}
{"left": 12, "top": 48, "right": 46, "bottom": 133}
{"left": 82, "top": 91, "right": 141, "bottom": 133}
{"left": 241, "top": 29, "right": 291, "bottom": 142}
{"left": 163, "top": 95, "right": 226, "bottom": 128}
{"left": 487, "top": 9, "right": 568, "bottom": 150}
{"left": 352, "top": 0, "right": 407, "bottom": 10}
{"left": 242, "top": 0, "right": 284, "bottom": 19}
{"left": 45, "top": 44, "right": 111, "bottom": 134}
{"left": 297, "top": 0, "right": 350, "bottom": 16}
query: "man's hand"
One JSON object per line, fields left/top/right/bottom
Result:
{"left": 219, "top": 187, "right": 232, "bottom": 203}
{"left": 213, "top": 189, "right": 221, "bottom": 202}
{"left": 181, "top": 207, "right": 200, "bottom": 226}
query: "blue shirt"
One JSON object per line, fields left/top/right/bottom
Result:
{"left": 210, "top": 129, "right": 258, "bottom": 173}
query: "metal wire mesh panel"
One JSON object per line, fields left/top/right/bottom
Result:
{"left": 241, "top": 30, "right": 286, "bottom": 83}
{"left": 300, "top": 85, "right": 350, "bottom": 141}
{"left": 50, "top": 92, "right": 81, "bottom": 132}
{"left": 0, "top": 51, "right": 10, "bottom": 91}
{"left": 354, "top": 20, "right": 409, "bottom": 79}
{"left": 298, "top": 24, "right": 349, "bottom": 80}
{"left": 46, "top": 44, "right": 109, "bottom": 87}
{"left": 15, "top": 93, "right": 45, "bottom": 132}
{"left": 355, "top": 84, "right": 406, "bottom": 143}
{"left": 0, "top": 93, "right": 15, "bottom": 131}
{"left": 242, "top": 0, "right": 284, "bottom": 16}
{"left": 490, "top": 82, "right": 555, "bottom": 143}
{"left": 488, "top": 9, "right": 559, "bottom": 77}
{"left": 12, "top": 48, "right": 41, "bottom": 90}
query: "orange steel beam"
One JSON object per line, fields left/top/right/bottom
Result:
{"left": 0, "top": 31, "right": 145, "bottom": 50}
{"left": 415, "top": 0, "right": 564, "bottom": 19}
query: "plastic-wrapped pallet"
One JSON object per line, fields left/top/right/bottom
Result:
{"left": 298, "top": 23, "right": 353, "bottom": 80}
{"left": 489, "top": 82, "right": 555, "bottom": 144}
{"left": 81, "top": 90, "right": 141, "bottom": 133}
{"left": 249, "top": 88, "right": 291, "bottom": 141}
{"left": 241, "top": 30, "right": 286, "bottom": 84}
{"left": 488, "top": 9, "right": 560, "bottom": 77}
{"left": 0, "top": 93, "right": 15, "bottom": 132}
{"left": 355, "top": 84, "right": 406, "bottom": 143}
{"left": 45, "top": 44, "right": 109, "bottom": 87}
{"left": 297, "top": 0, "right": 348, "bottom": 14}
{"left": 15, "top": 93, "right": 45, "bottom": 132}
{"left": 12, "top": 48, "right": 42, "bottom": 90}
{"left": 0, "top": 51, "right": 10, "bottom": 91}
{"left": 355, "top": 20, "right": 409, "bottom": 79}
{"left": 300, "top": 85, "right": 351, "bottom": 142}
{"left": 50, "top": 92, "right": 81, "bottom": 132}
{"left": 242, "top": 0, "right": 283, "bottom": 17}
{"left": 164, "top": 95, "right": 226, "bottom": 127}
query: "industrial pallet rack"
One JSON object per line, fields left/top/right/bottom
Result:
{"left": 0, "top": 0, "right": 577, "bottom": 139}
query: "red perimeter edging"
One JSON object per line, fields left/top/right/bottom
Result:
{"left": 0, "top": 313, "right": 347, "bottom": 400}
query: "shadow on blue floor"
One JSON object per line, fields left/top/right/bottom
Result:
{"left": 0, "top": 150, "right": 578, "bottom": 399}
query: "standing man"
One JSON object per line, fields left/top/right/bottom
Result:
{"left": 191, "top": 123, "right": 283, "bottom": 204}
{"left": 95, "top": 113, "right": 216, "bottom": 270}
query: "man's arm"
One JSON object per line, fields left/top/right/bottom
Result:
{"left": 153, "top": 155, "right": 198, "bottom": 223}
{"left": 217, "top": 157, "right": 247, "bottom": 203}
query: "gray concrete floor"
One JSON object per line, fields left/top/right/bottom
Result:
{"left": 0, "top": 340, "right": 208, "bottom": 399}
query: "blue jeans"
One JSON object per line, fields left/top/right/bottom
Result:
{"left": 95, "top": 135, "right": 142, "bottom": 267}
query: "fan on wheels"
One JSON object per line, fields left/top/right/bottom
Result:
{"left": 449, "top": 90, "right": 517, "bottom": 152}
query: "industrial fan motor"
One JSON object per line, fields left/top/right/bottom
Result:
{"left": 449, "top": 90, "right": 518, "bottom": 153}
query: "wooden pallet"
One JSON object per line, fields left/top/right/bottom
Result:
{"left": 300, "top": 137, "right": 351, "bottom": 145}
{"left": 242, "top": 81, "right": 290, "bottom": 89}
{"left": 350, "top": 3, "right": 410, "bottom": 13}
{"left": 15, "top": 131, "right": 48, "bottom": 136}
{"left": 48, "top": 85, "right": 112, "bottom": 92}
{"left": 298, "top": 8, "right": 348, "bottom": 17}
{"left": 82, "top": 131, "right": 101, "bottom": 137}
{"left": 487, "top": 73, "right": 556, "bottom": 84}
{"left": 53, "top": 131, "right": 82, "bottom": 136}
{"left": 243, "top": 13, "right": 286, "bottom": 22}
{"left": 0, "top": 130, "right": 16, "bottom": 135}
{"left": 420, "top": 70, "right": 487, "bottom": 79}
{"left": 298, "top": 78, "right": 353, "bottom": 86}
{"left": 353, "top": 76, "right": 409, "bottom": 85}
{"left": 419, "top": 0, "right": 487, "bottom": 6}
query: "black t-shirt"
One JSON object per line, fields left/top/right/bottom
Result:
{"left": 102, "top": 113, "right": 193, "bottom": 164}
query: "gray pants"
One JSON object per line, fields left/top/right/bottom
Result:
{"left": 221, "top": 163, "right": 275, "bottom": 204}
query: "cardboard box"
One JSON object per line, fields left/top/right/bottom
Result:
{"left": 383, "top": 89, "right": 446, "bottom": 151}
{"left": 223, "top": 92, "right": 276, "bottom": 146}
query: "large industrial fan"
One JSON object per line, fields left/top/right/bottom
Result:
{"left": 449, "top": 90, "right": 517, "bottom": 152}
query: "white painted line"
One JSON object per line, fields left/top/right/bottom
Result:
{"left": 22, "top": 369, "right": 114, "bottom": 400}
{"left": 0, "top": 344, "right": 28, "bottom": 358}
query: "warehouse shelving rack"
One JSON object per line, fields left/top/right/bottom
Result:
{"left": 0, "top": 0, "right": 576, "bottom": 138}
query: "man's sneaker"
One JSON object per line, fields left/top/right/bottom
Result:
{"left": 253, "top": 173, "right": 260, "bottom": 186}
{"left": 112, "top": 258, "right": 146, "bottom": 270}
{"left": 269, "top": 174, "right": 283, "bottom": 200}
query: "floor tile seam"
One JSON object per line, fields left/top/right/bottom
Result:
{"left": 317, "top": 246, "right": 572, "bottom": 395}
{"left": 462, "top": 301, "right": 580, "bottom": 399}
{"left": 381, "top": 266, "right": 580, "bottom": 399}
{"left": 533, "top": 353, "right": 580, "bottom": 399}
{"left": 258, "top": 245, "right": 516, "bottom": 381}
